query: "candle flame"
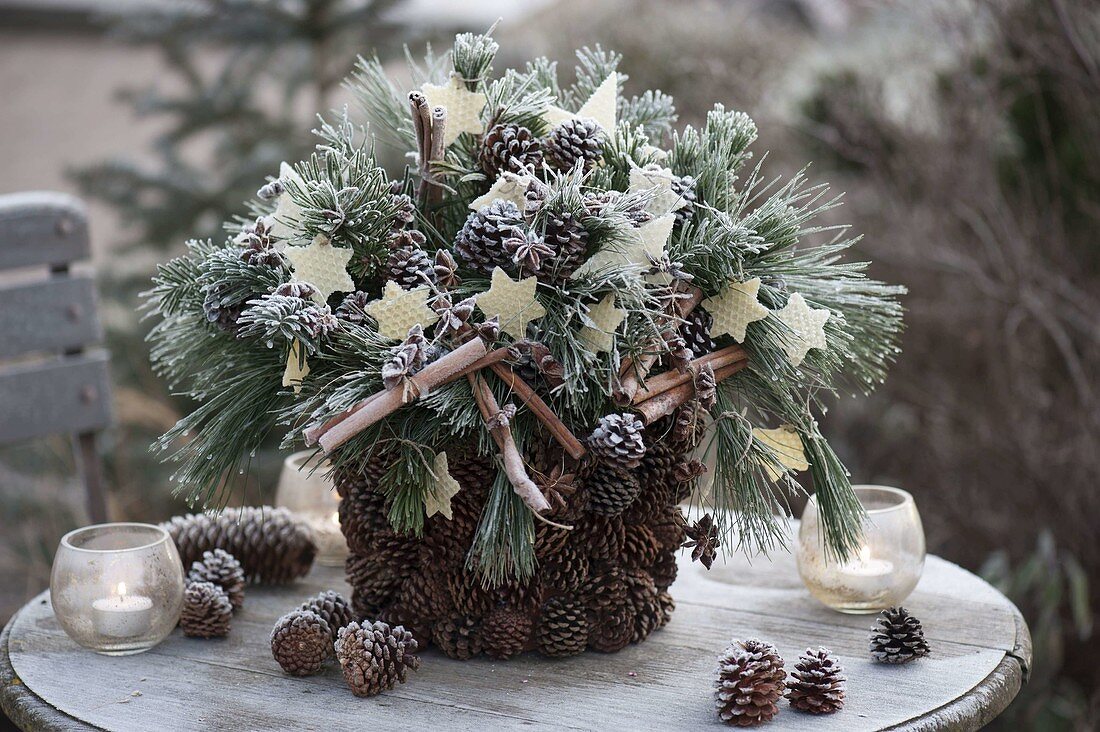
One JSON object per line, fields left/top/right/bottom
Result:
{"left": 330, "top": 511, "right": 340, "bottom": 527}
{"left": 116, "top": 581, "right": 127, "bottom": 597}
{"left": 858, "top": 546, "right": 872, "bottom": 564}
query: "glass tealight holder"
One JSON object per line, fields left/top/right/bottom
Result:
{"left": 50, "top": 523, "right": 185, "bottom": 655}
{"left": 275, "top": 450, "right": 346, "bottom": 566}
{"left": 796, "top": 485, "right": 925, "bottom": 614}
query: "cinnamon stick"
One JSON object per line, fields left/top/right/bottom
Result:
{"left": 614, "top": 283, "right": 705, "bottom": 405}
{"left": 634, "top": 359, "right": 748, "bottom": 425}
{"left": 488, "top": 362, "right": 586, "bottom": 460}
{"left": 631, "top": 345, "right": 747, "bottom": 404}
{"left": 316, "top": 338, "right": 488, "bottom": 453}
{"left": 468, "top": 373, "right": 550, "bottom": 513}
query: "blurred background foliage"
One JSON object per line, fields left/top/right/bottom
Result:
{"left": 1, "top": 0, "right": 1097, "bottom": 727}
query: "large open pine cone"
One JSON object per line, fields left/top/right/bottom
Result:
{"left": 536, "top": 597, "right": 589, "bottom": 657}
{"left": 384, "top": 245, "right": 434, "bottom": 289}
{"left": 870, "top": 606, "right": 931, "bottom": 664}
{"left": 270, "top": 609, "right": 331, "bottom": 676}
{"left": 187, "top": 548, "right": 245, "bottom": 611}
{"left": 335, "top": 621, "right": 421, "bottom": 697}
{"left": 180, "top": 581, "right": 232, "bottom": 638}
{"left": 544, "top": 118, "right": 604, "bottom": 171}
{"left": 162, "top": 506, "right": 316, "bottom": 584}
{"left": 787, "top": 647, "right": 846, "bottom": 714}
{"left": 589, "top": 413, "right": 647, "bottom": 469}
{"left": 480, "top": 123, "right": 543, "bottom": 177}
{"left": 301, "top": 590, "right": 355, "bottom": 641}
{"left": 714, "top": 638, "right": 787, "bottom": 726}
{"left": 453, "top": 200, "right": 526, "bottom": 276}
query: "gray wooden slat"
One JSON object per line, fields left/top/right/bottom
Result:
{"left": 0, "top": 275, "right": 103, "bottom": 358}
{"left": 0, "top": 192, "right": 90, "bottom": 271}
{"left": 0, "top": 352, "right": 111, "bottom": 444}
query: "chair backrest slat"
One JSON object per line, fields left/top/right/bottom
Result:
{"left": 0, "top": 275, "right": 103, "bottom": 359}
{"left": 0, "top": 352, "right": 111, "bottom": 445}
{"left": 0, "top": 192, "right": 90, "bottom": 271}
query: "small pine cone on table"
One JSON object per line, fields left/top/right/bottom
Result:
{"left": 544, "top": 118, "right": 605, "bottom": 171}
{"left": 301, "top": 590, "right": 356, "bottom": 640}
{"left": 536, "top": 596, "right": 590, "bottom": 657}
{"left": 270, "top": 609, "right": 332, "bottom": 676}
{"left": 384, "top": 245, "right": 435, "bottom": 289}
{"left": 180, "top": 581, "right": 232, "bottom": 639}
{"left": 482, "top": 605, "right": 534, "bottom": 660}
{"left": 187, "top": 548, "right": 245, "bottom": 611}
{"left": 787, "top": 647, "right": 846, "bottom": 714}
{"left": 714, "top": 638, "right": 787, "bottom": 727}
{"left": 680, "top": 307, "right": 717, "bottom": 357}
{"left": 870, "top": 606, "right": 931, "bottom": 664}
{"left": 335, "top": 621, "right": 421, "bottom": 697}
{"left": 453, "top": 200, "right": 526, "bottom": 276}
{"left": 480, "top": 123, "right": 543, "bottom": 177}
{"left": 589, "top": 413, "right": 647, "bottom": 469}
{"left": 585, "top": 462, "right": 642, "bottom": 516}
{"left": 432, "top": 615, "right": 484, "bottom": 660}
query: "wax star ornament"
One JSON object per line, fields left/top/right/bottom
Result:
{"left": 424, "top": 451, "right": 462, "bottom": 520}
{"left": 422, "top": 74, "right": 487, "bottom": 147}
{"left": 703, "top": 278, "right": 770, "bottom": 343}
{"left": 284, "top": 234, "right": 355, "bottom": 303}
{"left": 629, "top": 165, "right": 685, "bottom": 217}
{"left": 752, "top": 425, "right": 809, "bottom": 482}
{"left": 469, "top": 172, "right": 533, "bottom": 211}
{"left": 571, "top": 214, "right": 674, "bottom": 279}
{"left": 544, "top": 72, "right": 618, "bottom": 131}
{"left": 578, "top": 293, "right": 626, "bottom": 353}
{"left": 776, "top": 293, "right": 830, "bottom": 366}
{"left": 269, "top": 161, "right": 305, "bottom": 244}
{"left": 475, "top": 267, "right": 546, "bottom": 339}
{"left": 365, "top": 282, "right": 439, "bottom": 340}
{"left": 282, "top": 340, "right": 309, "bottom": 394}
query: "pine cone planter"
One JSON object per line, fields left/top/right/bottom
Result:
{"left": 714, "top": 639, "right": 787, "bottom": 726}
{"left": 271, "top": 609, "right": 332, "bottom": 676}
{"left": 870, "top": 606, "right": 931, "bottom": 664}
{"left": 335, "top": 621, "right": 421, "bottom": 697}
{"left": 787, "top": 648, "right": 846, "bottom": 714}
{"left": 180, "top": 581, "right": 232, "bottom": 638}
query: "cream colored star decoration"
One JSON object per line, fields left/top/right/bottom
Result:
{"left": 475, "top": 266, "right": 546, "bottom": 339}
{"left": 270, "top": 161, "right": 305, "bottom": 244}
{"left": 424, "top": 451, "right": 462, "bottom": 520}
{"left": 702, "top": 277, "right": 770, "bottom": 343}
{"left": 365, "top": 281, "right": 439, "bottom": 340}
{"left": 752, "top": 424, "right": 810, "bottom": 483}
{"left": 284, "top": 234, "right": 355, "bottom": 303}
{"left": 776, "top": 292, "right": 830, "bottom": 367}
{"left": 578, "top": 293, "right": 627, "bottom": 353}
{"left": 422, "top": 73, "right": 487, "bottom": 147}
{"left": 629, "top": 165, "right": 684, "bottom": 217}
{"left": 282, "top": 340, "right": 309, "bottom": 394}
{"left": 469, "top": 172, "right": 533, "bottom": 211}
{"left": 544, "top": 72, "right": 618, "bottom": 132}
{"left": 571, "top": 214, "right": 674, "bottom": 279}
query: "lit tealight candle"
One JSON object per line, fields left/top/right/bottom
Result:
{"left": 92, "top": 582, "right": 154, "bottom": 639}
{"left": 838, "top": 546, "right": 895, "bottom": 596}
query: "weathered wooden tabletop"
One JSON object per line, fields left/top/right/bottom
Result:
{"left": 2, "top": 524, "right": 1029, "bottom": 731}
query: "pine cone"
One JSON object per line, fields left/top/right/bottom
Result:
{"left": 453, "top": 200, "right": 526, "bottom": 276}
{"left": 180, "top": 581, "right": 232, "bottom": 638}
{"left": 680, "top": 307, "right": 716, "bottom": 357}
{"left": 187, "top": 549, "right": 245, "bottom": 611}
{"left": 542, "top": 542, "right": 590, "bottom": 594}
{"left": 544, "top": 118, "right": 604, "bottom": 171}
{"left": 301, "top": 590, "right": 356, "bottom": 640}
{"left": 621, "top": 524, "right": 660, "bottom": 570}
{"left": 480, "top": 123, "right": 543, "bottom": 177}
{"left": 671, "top": 174, "right": 697, "bottom": 227}
{"left": 161, "top": 506, "right": 316, "bottom": 584}
{"left": 447, "top": 571, "right": 494, "bottom": 618}
{"left": 334, "top": 291, "right": 372, "bottom": 324}
{"left": 589, "top": 413, "right": 647, "bottom": 469}
{"left": 346, "top": 552, "right": 402, "bottom": 619}
{"left": 536, "top": 208, "right": 590, "bottom": 282}
{"left": 201, "top": 283, "right": 244, "bottom": 333}
{"left": 624, "top": 569, "right": 661, "bottom": 643}
{"left": 482, "top": 606, "right": 533, "bottom": 659}
{"left": 338, "top": 486, "right": 390, "bottom": 555}
{"left": 335, "top": 621, "right": 421, "bottom": 697}
{"left": 432, "top": 615, "right": 484, "bottom": 660}
{"left": 582, "top": 570, "right": 634, "bottom": 653}
{"left": 650, "top": 551, "right": 679, "bottom": 592}
{"left": 684, "top": 513, "right": 720, "bottom": 570}
{"left": 536, "top": 597, "right": 589, "bottom": 657}
{"left": 385, "top": 245, "right": 435, "bottom": 289}
{"left": 870, "top": 606, "right": 931, "bottom": 664}
{"left": 656, "top": 591, "right": 675, "bottom": 628}
{"left": 786, "top": 647, "right": 846, "bottom": 714}
{"left": 585, "top": 462, "right": 642, "bottom": 516}
{"left": 671, "top": 399, "right": 709, "bottom": 451}
{"left": 714, "top": 639, "right": 787, "bottom": 726}
{"left": 270, "top": 609, "right": 331, "bottom": 676}
{"left": 576, "top": 514, "right": 626, "bottom": 563}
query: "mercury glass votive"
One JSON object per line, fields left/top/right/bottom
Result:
{"left": 796, "top": 485, "right": 925, "bottom": 614}
{"left": 275, "top": 450, "right": 346, "bottom": 566}
{"left": 50, "top": 523, "right": 185, "bottom": 655}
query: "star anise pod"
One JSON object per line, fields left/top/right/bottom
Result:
{"left": 674, "top": 459, "right": 708, "bottom": 484}
{"left": 434, "top": 295, "right": 476, "bottom": 339}
{"left": 683, "top": 513, "right": 720, "bottom": 570}
{"left": 508, "top": 230, "right": 554, "bottom": 276}
{"left": 531, "top": 461, "right": 578, "bottom": 515}
{"left": 510, "top": 340, "right": 565, "bottom": 387}
{"left": 434, "top": 249, "right": 461, "bottom": 289}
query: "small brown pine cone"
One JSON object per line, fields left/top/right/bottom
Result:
{"left": 544, "top": 118, "right": 604, "bottom": 171}
{"left": 656, "top": 591, "right": 675, "bottom": 628}
{"left": 621, "top": 524, "right": 660, "bottom": 570}
{"left": 480, "top": 123, "right": 543, "bottom": 177}
{"left": 786, "top": 647, "right": 846, "bottom": 714}
{"left": 586, "top": 462, "right": 642, "bottom": 516}
{"left": 639, "top": 440, "right": 678, "bottom": 485}
{"left": 385, "top": 245, "right": 435, "bottom": 289}
{"left": 335, "top": 621, "right": 421, "bottom": 697}
{"left": 180, "top": 581, "right": 232, "bottom": 638}
{"left": 536, "top": 597, "right": 589, "bottom": 657}
{"left": 270, "top": 609, "right": 331, "bottom": 676}
{"left": 588, "top": 413, "right": 647, "bottom": 469}
{"left": 870, "top": 606, "right": 931, "bottom": 664}
{"left": 680, "top": 307, "right": 716, "bottom": 357}
{"left": 542, "top": 542, "right": 591, "bottom": 594}
{"left": 346, "top": 552, "right": 402, "bottom": 619}
{"left": 535, "top": 520, "right": 572, "bottom": 560}
{"left": 587, "top": 597, "right": 635, "bottom": 653}
{"left": 622, "top": 569, "right": 660, "bottom": 641}
{"left": 448, "top": 571, "right": 494, "bottom": 618}
{"left": 432, "top": 615, "right": 484, "bottom": 660}
{"left": 651, "top": 507, "right": 688, "bottom": 551}
{"left": 576, "top": 514, "right": 626, "bottom": 563}
{"left": 482, "top": 605, "right": 534, "bottom": 660}
{"left": 714, "top": 639, "right": 787, "bottom": 726}
{"left": 187, "top": 549, "right": 245, "bottom": 611}
{"left": 301, "top": 590, "right": 356, "bottom": 640}
{"left": 650, "top": 551, "right": 679, "bottom": 592}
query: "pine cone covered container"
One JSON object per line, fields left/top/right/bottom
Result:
{"left": 715, "top": 639, "right": 787, "bottom": 726}
{"left": 180, "top": 581, "right": 232, "bottom": 638}
{"left": 870, "top": 606, "right": 931, "bottom": 664}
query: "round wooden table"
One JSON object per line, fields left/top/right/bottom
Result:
{"left": 2, "top": 531, "right": 1029, "bottom": 731}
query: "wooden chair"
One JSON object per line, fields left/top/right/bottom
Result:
{"left": 0, "top": 192, "right": 111, "bottom": 523}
